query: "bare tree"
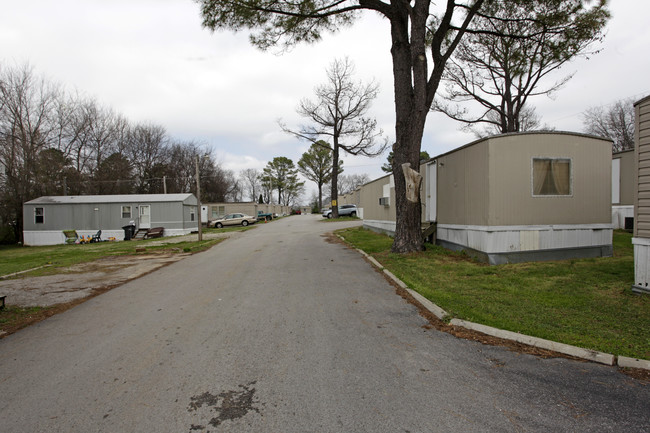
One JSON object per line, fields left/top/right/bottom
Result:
{"left": 239, "top": 168, "right": 261, "bottom": 202}
{"left": 0, "top": 63, "right": 59, "bottom": 241}
{"left": 434, "top": 0, "right": 609, "bottom": 136}
{"left": 338, "top": 173, "right": 370, "bottom": 195}
{"left": 283, "top": 57, "right": 385, "bottom": 218}
{"left": 582, "top": 98, "right": 636, "bottom": 152}
{"left": 126, "top": 122, "right": 170, "bottom": 193}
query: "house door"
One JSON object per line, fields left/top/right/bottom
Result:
{"left": 139, "top": 205, "right": 151, "bottom": 229}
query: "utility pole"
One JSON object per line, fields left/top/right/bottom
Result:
{"left": 196, "top": 156, "right": 203, "bottom": 242}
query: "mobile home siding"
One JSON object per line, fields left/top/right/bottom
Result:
{"left": 360, "top": 174, "right": 396, "bottom": 233}
{"left": 436, "top": 140, "right": 489, "bottom": 226}
{"left": 613, "top": 150, "right": 635, "bottom": 206}
{"left": 632, "top": 95, "right": 650, "bottom": 293}
{"left": 635, "top": 98, "right": 650, "bottom": 238}
{"left": 488, "top": 134, "right": 611, "bottom": 226}
{"left": 23, "top": 194, "right": 197, "bottom": 245}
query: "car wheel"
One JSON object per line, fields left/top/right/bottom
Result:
{"left": 216, "top": 222, "right": 223, "bottom": 228}
{"left": 350, "top": 211, "right": 356, "bottom": 217}
{"left": 327, "top": 213, "right": 332, "bottom": 219}
{"left": 242, "top": 220, "right": 248, "bottom": 226}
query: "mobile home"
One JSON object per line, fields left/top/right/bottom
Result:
{"left": 632, "top": 95, "right": 650, "bottom": 294}
{"left": 361, "top": 132, "right": 613, "bottom": 264}
{"left": 23, "top": 194, "right": 198, "bottom": 246}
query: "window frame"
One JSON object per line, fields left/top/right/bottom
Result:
{"left": 121, "top": 205, "right": 132, "bottom": 219}
{"left": 35, "top": 207, "right": 44, "bottom": 224}
{"left": 531, "top": 157, "right": 573, "bottom": 197}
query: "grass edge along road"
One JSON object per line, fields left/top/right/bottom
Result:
{"left": 337, "top": 227, "right": 649, "bottom": 361}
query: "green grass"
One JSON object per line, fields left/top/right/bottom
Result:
{"left": 321, "top": 216, "right": 360, "bottom": 223}
{"left": 0, "top": 236, "right": 222, "bottom": 278}
{"left": 338, "top": 227, "right": 649, "bottom": 360}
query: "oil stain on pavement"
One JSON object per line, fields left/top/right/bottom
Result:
{"left": 188, "top": 381, "right": 260, "bottom": 430}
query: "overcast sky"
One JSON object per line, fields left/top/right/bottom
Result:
{"left": 2, "top": 0, "right": 649, "bottom": 200}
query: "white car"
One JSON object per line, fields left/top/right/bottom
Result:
{"left": 210, "top": 213, "right": 257, "bottom": 228}
{"left": 322, "top": 204, "right": 358, "bottom": 218}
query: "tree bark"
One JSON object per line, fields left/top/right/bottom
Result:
{"left": 330, "top": 145, "right": 339, "bottom": 218}
{"left": 389, "top": 7, "right": 427, "bottom": 253}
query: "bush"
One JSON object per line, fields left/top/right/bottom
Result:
{"left": 0, "top": 225, "right": 16, "bottom": 245}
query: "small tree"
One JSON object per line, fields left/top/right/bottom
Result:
{"left": 582, "top": 98, "right": 636, "bottom": 152}
{"left": 283, "top": 58, "right": 385, "bottom": 218}
{"left": 297, "top": 141, "right": 341, "bottom": 212}
{"left": 261, "top": 157, "right": 304, "bottom": 206}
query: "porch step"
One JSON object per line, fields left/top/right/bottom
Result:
{"left": 133, "top": 229, "right": 148, "bottom": 240}
{"left": 422, "top": 222, "right": 437, "bottom": 243}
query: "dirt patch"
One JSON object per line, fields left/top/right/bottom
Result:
{"left": 0, "top": 253, "right": 188, "bottom": 308}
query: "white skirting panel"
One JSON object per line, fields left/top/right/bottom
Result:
{"left": 363, "top": 219, "right": 396, "bottom": 237}
{"left": 437, "top": 224, "right": 613, "bottom": 264}
{"left": 23, "top": 231, "right": 67, "bottom": 246}
{"left": 437, "top": 224, "right": 613, "bottom": 254}
{"left": 612, "top": 205, "right": 633, "bottom": 229}
{"left": 24, "top": 228, "right": 195, "bottom": 246}
{"left": 633, "top": 237, "right": 650, "bottom": 294}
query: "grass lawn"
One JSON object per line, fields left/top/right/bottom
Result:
{"left": 0, "top": 234, "right": 227, "bottom": 278}
{"left": 338, "top": 227, "right": 650, "bottom": 360}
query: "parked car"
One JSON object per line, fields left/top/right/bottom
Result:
{"left": 322, "top": 204, "right": 358, "bottom": 218}
{"left": 210, "top": 213, "right": 257, "bottom": 228}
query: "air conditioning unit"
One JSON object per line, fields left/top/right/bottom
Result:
{"left": 379, "top": 197, "right": 390, "bottom": 206}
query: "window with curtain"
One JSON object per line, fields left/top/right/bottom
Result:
{"left": 532, "top": 158, "right": 571, "bottom": 196}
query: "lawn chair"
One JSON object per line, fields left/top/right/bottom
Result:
{"left": 90, "top": 230, "right": 102, "bottom": 243}
{"left": 63, "top": 230, "right": 78, "bottom": 244}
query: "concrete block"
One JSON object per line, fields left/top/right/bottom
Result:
{"left": 449, "top": 319, "right": 615, "bottom": 366}
{"left": 383, "top": 269, "right": 408, "bottom": 289}
{"left": 618, "top": 356, "right": 650, "bottom": 371}
{"left": 406, "top": 289, "right": 448, "bottom": 320}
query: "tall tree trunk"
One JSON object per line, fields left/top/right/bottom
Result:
{"left": 389, "top": 9, "right": 427, "bottom": 253}
{"left": 330, "top": 144, "right": 340, "bottom": 218}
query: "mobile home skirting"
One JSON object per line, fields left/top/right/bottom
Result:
{"left": 23, "top": 227, "right": 196, "bottom": 246}
{"left": 437, "top": 223, "right": 613, "bottom": 265}
{"left": 612, "top": 205, "right": 634, "bottom": 230}
{"left": 632, "top": 237, "right": 650, "bottom": 294}
{"left": 363, "top": 220, "right": 397, "bottom": 237}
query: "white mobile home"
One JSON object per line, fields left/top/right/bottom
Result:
{"left": 361, "top": 132, "right": 613, "bottom": 264}
{"left": 23, "top": 194, "right": 198, "bottom": 246}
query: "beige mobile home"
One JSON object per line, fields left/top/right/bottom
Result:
{"left": 632, "top": 95, "right": 650, "bottom": 294}
{"left": 205, "top": 202, "right": 290, "bottom": 222}
{"left": 612, "top": 149, "right": 635, "bottom": 229}
{"left": 362, "top": 132, "right": 613, "bottom": 264}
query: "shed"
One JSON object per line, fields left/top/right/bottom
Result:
{"left": 632, "top": 95, "right": 650, "bottom": 294}
{"left": 361, "top": 131, "right": 613, "bottom": 264}
{"left": 23, "top": 194, "right": 198, "bottom": 246}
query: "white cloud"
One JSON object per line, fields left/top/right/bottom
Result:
{"left": 2, "top": 0, "right": 649, "bottom": 206}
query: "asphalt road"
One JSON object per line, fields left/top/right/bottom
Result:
{"left": 0, "top": 215, "right": 648, "bottom": 432}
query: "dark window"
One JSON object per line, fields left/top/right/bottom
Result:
{"left": 121, "top": 205, "right": 131, "bottom": 218}
{"left": 35, "top": 207, "right": 44, "bottom": 224}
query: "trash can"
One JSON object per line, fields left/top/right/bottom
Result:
{"left": 122, "top": 224, "right": 135, "bottom": 241}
